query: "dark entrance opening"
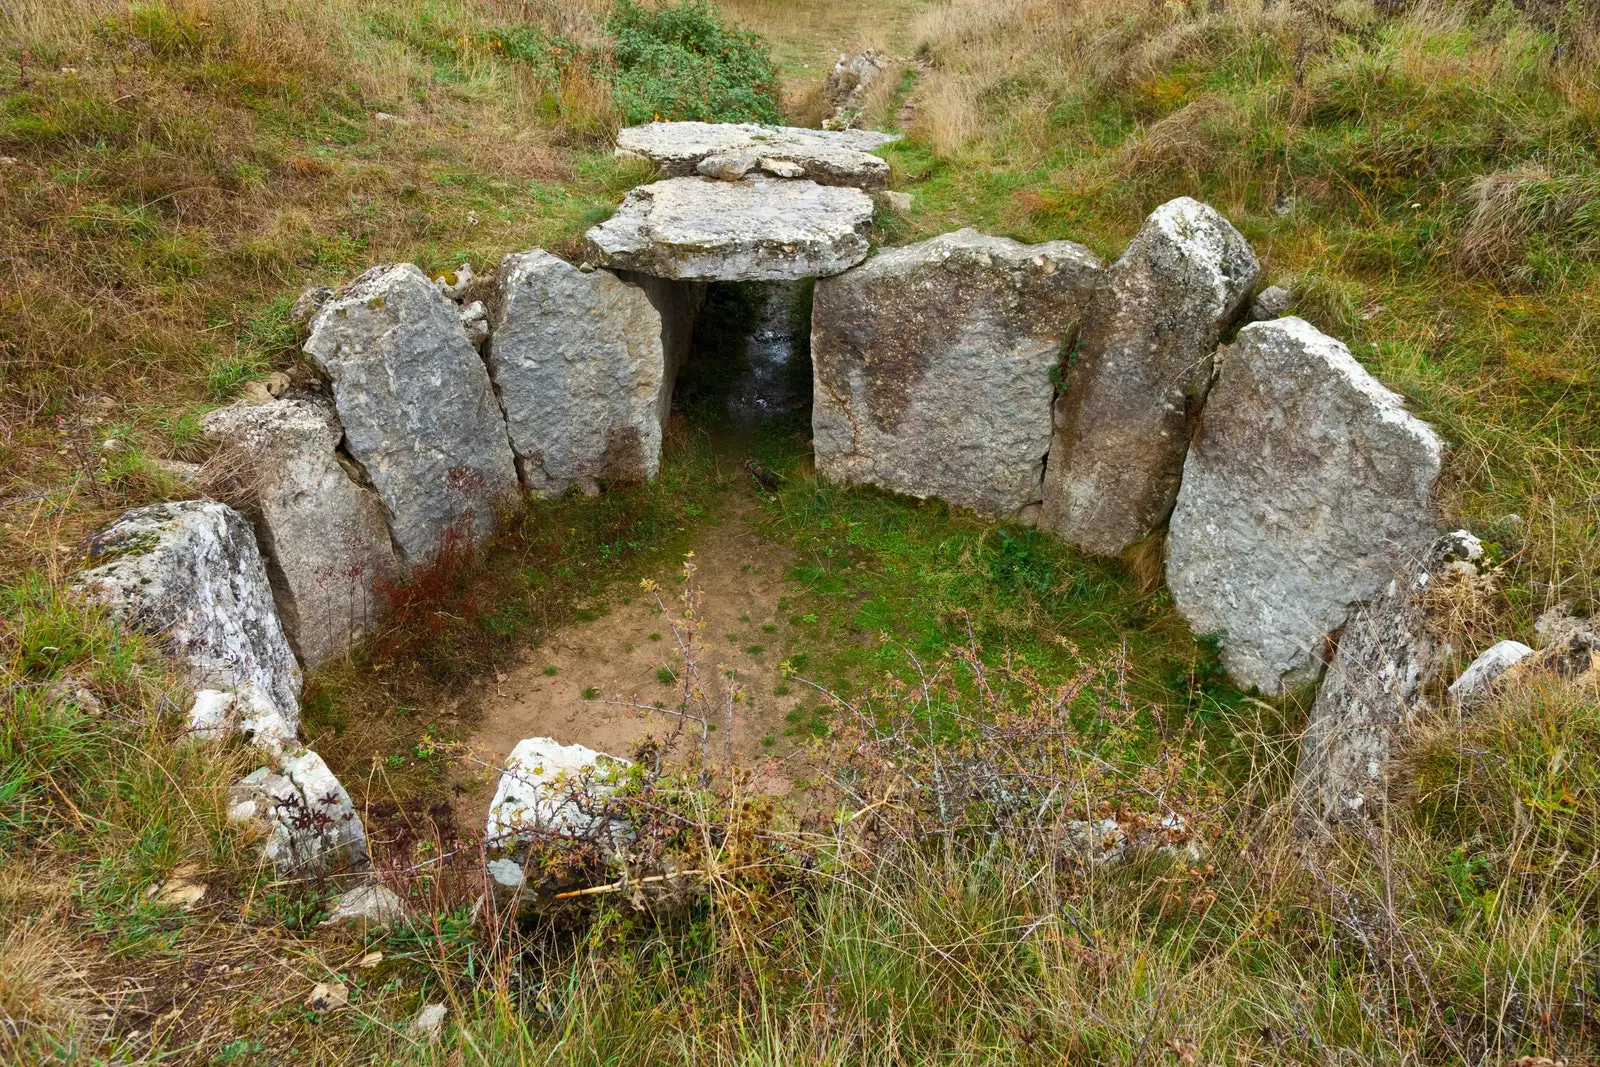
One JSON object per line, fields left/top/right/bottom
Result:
{"left": 673, "top": 281, "right": 814, "bottom": 437}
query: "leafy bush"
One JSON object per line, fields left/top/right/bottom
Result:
{"left": 605, "top": 0, "right": 780, "bottom": 125}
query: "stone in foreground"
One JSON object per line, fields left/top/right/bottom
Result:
{"left": 1167, "top": 317, "right": 1443, "bottom": 695}
{"left": 489, "top": 252, "right": 665, "bottom": 496}
{"left": 1296, "top": 531, "right": 1486, "bottom": 822}
{"left": 229, "top": 749, "right": 369, "bottom": 873}
{"left": 202, "top": 397, "right": 399, "bottom": 669}
{"left": 614, "top": 121, "right": 897, "bottom": 189}
{"left": 321, "top": 884, "right": 407, "bottom": 929}
{"left": 484, "top": 738, "right": 632, "bottom": 893}
{"left": 1449, "top": 639, "right": 1535, "bottom": 708}
{"left": 584, "top": 177, "right": 875, "bottom": 282}
{"left": 1043, "top": 197, "right": 1259, "bottom": 555}
{"left": 303, "top": 264, "right": 519, "bottom": 566}
{"left": 812, "top": 229, "right": 1102, "bottom": 517}
{"left": 75, "top": 500, "right": 302, "bottom": 738}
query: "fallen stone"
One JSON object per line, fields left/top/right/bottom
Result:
{"left": 1534, "top": 603, "right": 1596, "bottom": 645}
{"left": 1247, "top": 284, "right": 1293, "bottom": 322}
{"left": 187, "top": 688, "right": 236, "bottom": 740}
{"left": 697, "top": 148, "right": 761, "bottom": 181}
{"left": 459, "top": 300, "right": 489, "bottom": 348}
{"left": 305, "top": 982, "right": 348, "bottom": 1012}
{"left": 292, "top": 287, "right": 334, "bottom": 332}
{"left": 410, "top": 1003, "right": 448, "bottom": 1040}
{"left": 433, "top": 262, "right": 474, "bottom": 301}
{"left": 584, "top": 177, "right": 875, "bottom": 282}
{"left": 1514, "top": 627, "right": 1600, "bottom": 683}
{"left": 1167, "top": 317, "right": 1443, "bottom": 695}
{"left": 614, "top": 121, "right": 897, "bottom": 189}
{"left": 484, "top": 738, "right": 632, "bottom": 892}
{"left": 876, "top": 190, "right": 913, "bottom": 215}
{"left": 302, "top": 264, "right": 520, "bottom": 566}
{"left": 321, "top": 884, "right": 407, "bottom": 929}
{"left": 1295, "top": 532, "right": 1487, "bottom": 821}
{"left": 760, "top": 157, "right": 806, "bottom": 179}
{"left": 147, "top": 866, "right": 207, "bottom": 910}
{"left": 1042, "top": 197, "right": 1259, "bottom": 556}
{"left": 812, "top": 229, "right": 1101, "bottom": 517}
{"left": 75, "top": 500, "right": 302, "bottom": 737}
{"left": 230, "top": 750, "right": 369, "bottom": 873}
{"left": 202, "top": 398, "right": 400, "bottom": 670}
{"left": 1450, "top": 639, "right": 1535, "bottom": 707}
{"left": 488, "top": 252, "right": 665, "bottom": 496}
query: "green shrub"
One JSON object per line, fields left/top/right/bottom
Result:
{"left": 605, "top": 0, "right": 780, "bottom": 125}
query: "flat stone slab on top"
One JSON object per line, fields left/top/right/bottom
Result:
{"left": 584, "top": 176, "right": 875, "bottom": 282}
{"left": 615, "top": 121, "right": 899, "bottom": 190}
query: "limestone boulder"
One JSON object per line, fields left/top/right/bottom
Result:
{"left": 484, "top": 737, "right": 632, "bottom": 893}
{"left": 614, "top": 272, "right": 708, "bottom": 424}
{"left": 614, "top": 121, "right": 898, "bottom": 189}
{"left": 302, "top": 264, "right": 519, "bottom": 567}
{"left": 1166, "top": 317, "right": 1443, "bottom": 695}
{"left": 584, "top": 177, "right": 875, "bottom": 282}
{"left": 75, "top": 500, "right": 302, "bottom": 738}
{"left": 1043, "top": 197, "right": 1259, "bottom": 555}
{"left": 229, "top": 749, "right": 369, "bottom": 874}
{"left": 1295, "top": 531, "right": 1487, "bottom": 821}
{"left": 202, "top": 398, "right": 399, "bottom": 669}
{"left": 488, "top": 252, "right": 665, "bottom": 496}
{"left": 812, "top": 229, "right": 1102, "bottom": 517}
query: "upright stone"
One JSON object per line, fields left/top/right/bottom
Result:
{"left": 488, "top": 253, "right": 666, "bottom": 495}
{"left": 1042, "top": 197, "right": 1258, "bottom": 555}
{"left": 302, "top": 264, "right": 519, "bottom": 566}
{"left": 812, "top": 229, "right": 1102, "bottom": 517}
{"left": 202, "top": 397, "right": 399, "bottom": 668}
{"left": 1166, "top": 317, "right": 1443, "bottom": 695}
{"left": 74, "top": 500, "right": 302, "bottom": 739}
{"left": 615, "top": 272, "right": 708, "bottom": 425}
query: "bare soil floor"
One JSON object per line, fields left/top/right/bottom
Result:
{"left": 449, "top": 494, "right": 805, "bottom": 834}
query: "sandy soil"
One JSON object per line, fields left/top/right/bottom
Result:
{"left": 449, "top": 496, "right": 806, "bottom": 835}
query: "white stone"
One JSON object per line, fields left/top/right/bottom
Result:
{"left": 485, "top": 737, "right": 631, "bottom": 850}
{"left": 202, "top": 397, "right": 400, "bottom": 669}
{"left": 812, "top": 229, "right": 1102, "bottom": 518}
{"left": 321, "top": 883, "right": 407, "bottom": 928}
{"left": 584, "top": 177, "right": 875, "bottom": 282}
{"left": 1450, "top": 639, "right": 1535, "bottom": 707}
{"left": 231, "top": 750, "right": 369, "bottom": 873}
{"left": 459, "top": 300, "right": 489, "bottom": 347}
{"left": 488, "top": 252, "right": 664, "bottom": 496}
{"left": 433, "top": 263, "right": 474, "bottom": 300}
{"left": 410, "top": 1003, "right": 448, "bottom": 1040}
{"left": 302, "top": 264, "right": 520, "bottom": 567}
{"left": 614, "top": 121, "right": 897, "bottom": 189}
{"left": 1167, "top": 317, "right": 1444, "bottom": 695}
{"left": 75, "top": 500, "right": 302, "bottom": 735}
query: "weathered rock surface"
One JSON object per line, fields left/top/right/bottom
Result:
{"left": 823, "top": 51, "right": 889, "bottom": 126}
{"left": 1295, "top": 531, "right": 1486, "bottom": 821}
{"left": 614, "top": 121, "right": 897, "bottom": 189}
{"left": 584, "top": 177, "right": 875, "bottom": 282}
{"left": 812, "top": 229, "right": 1102, "bottom": 517}
{"left": 202, "top": 398, "right": 399, "bottom": 669}
{"left": 75, "top": 500, "right": 302, "bottom": 737}
{"left": 615, "top": 272, "right": 708, "bottom": 424}
{"left": 1449, "top": 639, "right": 1535, "bottom": 707}
{"left": 321, "top": 884, "right": 407, "bottom": 929}
{"left": 229, "top": 750, "right": 369, "bottom": 873}
{"left": 1247, "top": 284, "right": 1293, "bottom": 322}
{"left": 1042, "top": 197, "right": 1259, "bottom": 555}
{"left": 488, "top": 252, "right": 665, "bottom": 496}
{"left": 302, "top": 264, "right": 519, "bottom": 566}
{"left": 484, "top": 737, "right": 632, "bottom": 892}
{"left": 1167, "top": 317, "right": 1444, "bottom": 695}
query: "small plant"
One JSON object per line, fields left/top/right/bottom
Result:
{"left": 542, "top": 665, "right": 558, "bottom": 676}
{"left": 743, "top": 644, "right": 764, "bottom": 656}
{"left": 581, "top": 686, "right": 599, "bottom": 700}
{"left": 656, "top": 666, "right": 677, "bottom": 685}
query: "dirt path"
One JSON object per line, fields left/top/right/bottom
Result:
{"left": 450, "top": 494, "right": 807, "bottom": 835}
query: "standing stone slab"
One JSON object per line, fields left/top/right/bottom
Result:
{"left": 489, "top": 253, "right": 665, "bottom": 496}
{"left": 74, "top": 500, "right": 302, "bottom": 737}
{"left": 202, "top": 398, "right": 399, "bottom": 669}
{"left": 614, "top": 121, "right": 898, "bottom": 189}
{"left": 302, "top": 264, "right": 519, "bottom": 566}
{"left": 615, "top": 271, "right": 708, "bottom": 425}
{"left": 584, "top": 177, "right": 875, "bottom": 282}
{"left": 1296, "top": 532, "right": 1487, "bottom": 822}
{"left": 1167, "top": 317, "right": 1443, "bottom": 695}
{"left": 1043, "top": 197, "right": 1259, "bottom": 555}
{"left": 812, "top": 229, "right": 1102, "bottom": 517}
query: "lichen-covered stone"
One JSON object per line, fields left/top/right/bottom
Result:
{"left": 488, "top": 252, "right": 665, "bottom": 496}
{"left": 614, "top": 121, "right": 897, "bottom": 189}
{"left": 1043, "top": 198, "right": 1259, "bottom": 555}
{"left": 229, "top": 750, "right": 369, "bottom": 873}
{"left": 1167, "top": 317, "right": 1444, "bottom": 695}
{"left": 75, "top": 500, "right": 302, "bottom": 737}
{"left": 302, "top": 264, "right": 519, "bottom": 566}
{"left": 584, "top": 177, "right": 875, "bottom": 282}
{"left": 484, "top": 737, "right": 632, "bottom": 892}
{"left": 614, "top": 272, "right": 708, "bottom": 425}
{"left": 202, "top": 397, "right": 399, "bottom": 669}
{"left": 812, "top": 229, "right": 1102, "bottom": 517}
{"left": 1449, "top": 639, "right": 1535, "bottom": 707}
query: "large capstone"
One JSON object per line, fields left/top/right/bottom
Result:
{"left": 229, "top": 749, "right": 369, "bottom": 873}
{"left": 202, "top": 397, "right": 399, "bottom": 669}
{"left": 1166, "top": 317, "right": 1444, "bottom": 695}
{"left": 484, "top": 737, "right": 631, "bottom": 894}
{"left": 584, "top": 177, "right": 875, "bottom": 282}
{"left": 302, "top": 264, "right": 519, "bottom": 566}
{"left": 812, "top": 229, "right": 1103, "bottom": 518}
{"left": 1296, "top": 531, "right": 1488, "bottom": 823}
{"left": 1042, "top": 197, "right": 1259, "bottom": 555}
{"left": 75, "top": 500, "right": 302, "bottom": 741}
{"left": 489, "top": 252, "right": 666, "bottom": 495}
{"left": 614, "top": 121, "right": 898, "bottom": 189}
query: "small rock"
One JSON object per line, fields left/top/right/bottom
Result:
{"left": 186, "top": 688, "right": 236, "bottom": 740}
{"left": 0, "top": 156, "right": 19, "bottom": 166}
{"left": 697, "top": 148, "right": 760, "bottom": 181}
{"left": 876, "top": 190, "right": 913, "bottom": 215}
{"left": 100, "top": 438, "right": 123, "bottom": 453}
{"left": 1247, "top": 284, "right": 1293, "bottom": 322}
{"left": 321, "top": 884, "right": 407, "bottom": 930}
{"left": 291, "top": 286, "right": 334, "bottom": 331}
{"left": 459, "top": 300, "right": 489, "bottom": 348}
{"left": 1534, "top": 603, "right": 1596, "bottom": 645}
{"left": 147, "top": 866, "right": 207, "bottom": 910}
{"left": 759, "top": 157, "right": 805, "bottom": 179}
{"left": 410, "top": 1003, "right": 447, "bottom": 1040}
{"left": 230, "top": 750, "right": 370, "bottom": 873}
{"left": 1449, "top": 640, "right": 1535, "bottom": 707}
{"left": 149, "top": 458, "right": 204, "bottom": 485}
{"left": 263, "top": 371, "right": 291, "bottom": 398}
{"left": 1064, "top": 819, "right": 1127, "bottom": 864}
{"left": 305, "top": 982, "right": 348, "bottom": 1012}
{"left": 433, "top": 263, "right": 474, "bottom": 301}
